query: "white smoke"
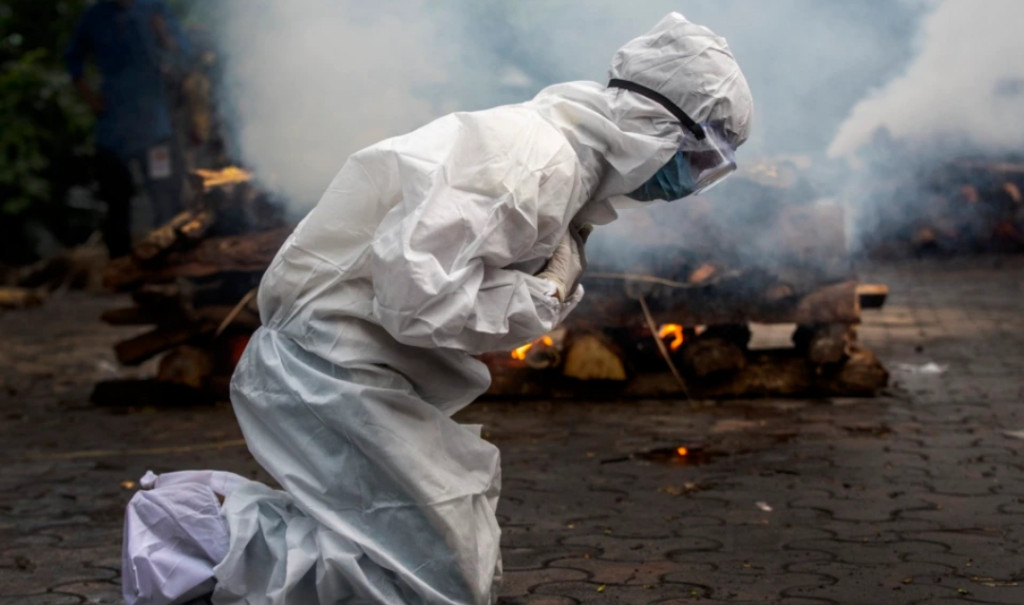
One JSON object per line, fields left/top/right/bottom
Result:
{"left": 829, "top": 0, "right": 1024, "bottom": 158}
{"left": 204, "top": 0, "right": 929, "bottom": 213}
{"left": 213, "top": 0, "right": 456, "bottom": 208}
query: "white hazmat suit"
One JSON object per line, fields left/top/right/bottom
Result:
{"left": 122, "top": 12, "right": 752, "bottom": 605}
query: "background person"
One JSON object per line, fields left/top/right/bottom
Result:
{"left": 65, "top": 0, "right": 190, "bottom": 258}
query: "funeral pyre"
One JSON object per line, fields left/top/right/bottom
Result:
{"left": 482, "top": 163, "right": 890, "bottom": 399}
{"left": 95, "top": 163, "right": 889, "bottom": 404}
{"left": 93, "top": 167, "right": 289, "bottom": 405}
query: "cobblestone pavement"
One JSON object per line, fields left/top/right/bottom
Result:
{"left": 2, "top": 257, "right": 1023, "bottom": 604}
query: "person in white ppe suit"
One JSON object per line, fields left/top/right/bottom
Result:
{"left": 121, "top": 12, "right": 753, "bottom": 605}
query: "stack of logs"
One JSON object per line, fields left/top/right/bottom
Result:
{"left": 94, "top": 167, "right": 291, "bottom": 405}
{"left": 480, "top": 278, "right": 890, "bottom": 399}
{"left": 95, "top": 165, "right": 891, "bottom": 403}
{"left": 480, "top": 192, "right": 891, "bottom": 399}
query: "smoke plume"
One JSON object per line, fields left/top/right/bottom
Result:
{"left": 203, "top": 0, "right": 927, "bottom": 213}
{"left": 829, "top": 0, "right": 1024, "bottom": 158}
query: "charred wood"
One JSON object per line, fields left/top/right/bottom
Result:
{"left": 793, "top": 324, "right": 855, "bottom": 365}
{"left": 104, "top": 226, "right": 291, "bottom": 290}
{"left": 132, "top": 209, "right": 217, "bottom": 262}
{"left": 682, "top": 337, "right": 746, "bottom": 378}
{"left": 114, "top": 323, "right": 215, "bottom": 366}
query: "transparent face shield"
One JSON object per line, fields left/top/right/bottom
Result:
{"left": 680, "top": 121, "right": 737, "bottom": 196}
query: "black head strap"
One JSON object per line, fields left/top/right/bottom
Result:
{"left": 608, "top": 78, "right": 705, "bottom": 141}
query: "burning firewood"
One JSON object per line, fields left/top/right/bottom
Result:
{"left": 563, "top": 331, "right": 627, "bottom": 382}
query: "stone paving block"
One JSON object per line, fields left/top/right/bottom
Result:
{"left": 497, "top": 596, "right": 579, "bottom": 605}
{"left": 998, "top": 497, "right": 1024, "bottom": 515}
{"left": 911, "top": 596, "right": 1022, "bottom": 605}
{"left": 503, "top": 547, "right": 600, "bottom": 571}
{"left": 0, "top": 547, "right": 117, "bottom": 596}
{"left": 0, "top": 594, "right": 83, "bottom": 604}
{"left": 912, "top": 530, "right": 1022, "bottom": 572}
{"left": 49, "top": 580, "right": 121, "bottom": 604}
{"left": 548, "top": 558, "right": 690, "bottom": 586}
{"left": 561, "top": 535, "right": 722, "bottom": 562}
{"left": 679, "top": 525, "right": 834, "bottom": 558}
{"left": 781, "top": 565, "right": 965, "bottom": 604}
{"left": 783, "top": 538, "right": 947, "bottom": 567}
{"left": 666, "top": 547, "right": 837, "bottom": 583}
{"left": 532, "top": 580, "right": 709, "bottom": 604}
{"left": 903, "top": 541, "right": 1024, "bottom": 583}
{"left": 817, "top": 518, "right": 941, "bottom": 541}
{"left": 499, "top": 568, "right": 590, "bottom": 599}
{"left": 37, "top": 525, "right": 122, "bottom": 551}
{"left": 941, "top": 582, "right": 1024, "bottom": 605}
{"left": 899, "top": 494, "right": 1020, "bottom": 528}
{"left": 788, "top": 491, "right": 935, "bottom": 523}
{"left": 663, "top": 565, "right": 835, "bottom": 602}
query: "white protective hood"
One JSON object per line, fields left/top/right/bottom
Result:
{"left": 536, "top": 12, "right": 754, "bottom": 225}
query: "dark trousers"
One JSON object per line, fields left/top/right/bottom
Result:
{"left": 95, "top": 144, "right": 184, "bottom": 258}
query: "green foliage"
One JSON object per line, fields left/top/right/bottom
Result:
{"left": 0, "top": 48, "right": 94, "bottom": 216}
{"left": 0, "top": 0, "right": 96, "bottom": 263}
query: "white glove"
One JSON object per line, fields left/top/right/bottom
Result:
{"left": 537, "top": 227, "right": 588, "bottom": 301}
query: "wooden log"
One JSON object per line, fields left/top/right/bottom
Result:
{"left": 16, "top": 243, "right": 108, "bottom": 291}
{"left": 563, "top": 331, "right": 627, "bottom": 381}
{"left": 132, "top": 209, "right": 217, "bottom": 262}
{"left": 834, "top": 345, "right": 890, "bottom": 394}
{"left": 682, "top": 337, "right": 746, "bottom": 378}
{"left": 114, "top": 323, "right": 214, "bottom": 366}
{"left": 157, "top": 345, "right": 215, "bottom": 389}
{"left": 0, "top": 287, "right": 46, "bottom": 309}
{"left": 482, "top": 343, "right": 889, "bottom": 400}
{"left": 104, "top": 226, "right": 292, "bottom": 290}
{"left": 791, "top": 281, "right": 860, "bottom": 325}
{"left": 793, "top": 324, "right": 855, "bottom": 365}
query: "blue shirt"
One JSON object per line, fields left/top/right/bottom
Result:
{"left": 65, "top": 0, "right": 189, "bottom": 158}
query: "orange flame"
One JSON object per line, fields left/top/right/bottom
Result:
{"left": 195, "top": 166, "right": 253, "bottom": 189}
{"left": 658, "top": 324, "right": 685, "bottom": 351}
{"left": 511, "top": 335, "right": 554, "bottom": 360}
{"left": 676, "top": 446, "right": 689, "bottom": 457}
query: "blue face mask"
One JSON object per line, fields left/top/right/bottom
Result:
{"left": 627, "top": 151, "right": 698, "bottom": 202}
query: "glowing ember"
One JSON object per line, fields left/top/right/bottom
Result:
{"left": 676, "top": 446, "right": 689, "bottom": 457}
{"left": 510, "top": 335, "right": 554, "bottom": 360}
{"left": 658, "top": 324, "right": 685, "bottom": 351}
{"left": 195, "top": 166, "right": 253, "bottom": 188}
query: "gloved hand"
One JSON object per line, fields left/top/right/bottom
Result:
{"left": 537, "top": 225, "right": 589, "bottom": 301}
